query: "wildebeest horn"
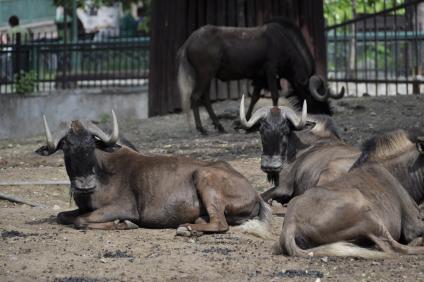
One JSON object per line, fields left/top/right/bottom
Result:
{"left": 239, "top": 94, "right": 270, "bottom": 128}
{"left": 42, "top": 115, "right": 59, "bottom": 151}
{"left": 328, "top": 86, "right": 345, "bottom": 99}
{"left": 309, "top": 75, "right": 329, "bottom": 102}
{"left": 86, "top": 110, "right": 119, "bottom": 145}
{"left": 279, "top": 100, "right": 307, "bottom": 130}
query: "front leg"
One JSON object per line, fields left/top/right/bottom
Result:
{"left": 265, "top": 64, "right": 280, "bottom": 106}
{"left": 62, "top": 206, "right": 138, "bottom": 230}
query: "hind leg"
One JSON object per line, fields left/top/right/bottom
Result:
{"left": 177, "top": 170, "right": 229, "bottom": 234}
{"left": 202, "top": 92, "right": 226, "bottom": 133}
{"left": 367, "top": 216, "right": 424, "bottom": 255}
{"left": 245, "top": 85, "right": 262, "bottom": 120}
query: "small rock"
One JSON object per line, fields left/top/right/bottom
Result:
{"left": 52, "top": 205, "right": 61, "bottom": 210}
{"left": 320, "top": 256, "right": 328, "bottom": 263}
{"left": 370, "top": 112, "right": 377, "bottom": 116}
{"left": 100, "top": 258, "right": 107, "bottom": 263}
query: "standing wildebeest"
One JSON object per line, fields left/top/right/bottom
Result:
{"left": 274, "top": 129, "right": 424, "bottom": 258}
{"left": 239, "top": 95, "right": 359, "bottom": 205}
{"left": 35, "top": 111, "right": 272, "bottom": 238}
{"left": 177, "top": 18, "right": 344, "bottom": 135}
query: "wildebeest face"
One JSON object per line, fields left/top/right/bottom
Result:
{"left": 259, "top": 109, "right": 292, "bottom": 173}
{"left": 239, "top": 94, "right": 307, "bottom": 176}
{"left": 61, "top": 123, "right": 98, "bottom": 193}
{"left": 35, "top": 111, "right": 120, "bottom": 194}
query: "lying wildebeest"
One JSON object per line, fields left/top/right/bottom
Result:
{"left": 239, "top": 95, "right": 360, "bottom": 204}
{"left": 177, "top": 18, "right": 344, "bottom": 135}
{"left": 35, "top": 111, "right": 271, "bottom": 238}
{"left": 274, "top": 129, "right": 424, "bottom": 258}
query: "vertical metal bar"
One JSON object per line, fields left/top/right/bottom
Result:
{"left": 394, "top": 3, "right": 399, "bottom": 95}
{"left": 405, "top": 6, "right": 409, "bottom": 96}
{"left": 413, "top": 2, "right": 420, "bottom": 94}
{"left": 363, "top": 2, "right": 368, "bottom": 96}
{"left": 383, "top": 0, "right": 388, "bottom": 95}
{"left": 343, "top": 12, "right": 349, "bottom": 96}
{"left": 373, "top": 1, "right": 378, "bottom": 96}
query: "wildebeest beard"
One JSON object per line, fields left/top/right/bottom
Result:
{"left": 267, "top": 172, "right": 279, "bottom": 186}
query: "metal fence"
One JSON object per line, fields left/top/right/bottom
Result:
{"left": 0, "top": 32, "right": 149, "bottom": 94}
{"left": 326, "top": 0, "right": 424, "bottom": 96}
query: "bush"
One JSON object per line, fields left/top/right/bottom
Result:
{"left": 15, "top": 70, "right": 36, "bottom": 95}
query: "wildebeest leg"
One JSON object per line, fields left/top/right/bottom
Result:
{"left": 178, "top": 170, "right": 229, "bottom": 234}
{"left": 57, "top": 209, "right": 82, "bottom": 225}
{"left": 367, "top": 218, "right": 424, "bottom": 255}
{"left": 245, "top": 85, "right": 262, "bottom": 120}
{"left": 202, "top": 92, "right": 226, "bottom": 133}
{"left": 191, "top": 74, "right": 213, "bottom": 135}
{"left": 260, "top": 186, "right": 291, "bottom": 204}
{"left": 69, "top": 206, "right": 138, "bottom": 230}
{"left": 265, "top": 64, "right": 279, "bottom": 106}
{"left": 78, "top": 220, "right": 139, "bottom": 230}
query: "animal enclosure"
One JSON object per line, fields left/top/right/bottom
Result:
{"left": 326, "top": 0, "right": 424, "bottom": 96}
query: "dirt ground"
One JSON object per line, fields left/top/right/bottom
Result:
{"left": 1, "top": 94, "right": 424, "bottom": 282}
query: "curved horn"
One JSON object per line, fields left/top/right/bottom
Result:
{"left": 239, "top": 94, "right": 270, "bottom": 128}
{"left": 43, "top": 115, "right": 58, "bottom": 151}
{"left": 86, "top": 110, "right": 119, "bottom": 145}
{"left": 279, "top": 100, "right": 307, "bottom": 130}
{"left": 328, "top": 86, "right": 345, "bottom": 99}
{"left": 309, "top": 75, "right": 329, "bottom": 102}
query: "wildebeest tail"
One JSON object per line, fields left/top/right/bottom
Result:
{"left": 274, "top": 221, "right": 390, "bottom": 259}
{"left": 176, "top": 42, "right": 195, "bottom": 129}
{"left": 236, "top": 198, "right": 273, "bottom": 240}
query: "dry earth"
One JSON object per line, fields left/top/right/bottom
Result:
{"left": 1, "top": 94, "right": 424, "bottom": 281}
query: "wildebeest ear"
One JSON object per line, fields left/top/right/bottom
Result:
{"left": 417, "top": 137, "right": 424, "bottom": 154}
{"left": 95, "top": 139, "right": 122, "bottom": 153}
{"left": 35, "top": 145, "right": 57, "bottom": 156}
{"left": 304, "top": 121, "right": 316, "bottom": 130}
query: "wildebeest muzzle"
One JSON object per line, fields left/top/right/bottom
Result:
{"left": 261, "top": 155, "right": 283, "bottom": 173}
{"left": 71, "top": 175, "right": 97, "bottom": 193}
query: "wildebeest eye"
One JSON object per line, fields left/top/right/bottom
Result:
{"left": 417, "top": 142, "right": 424, "bottom": 154}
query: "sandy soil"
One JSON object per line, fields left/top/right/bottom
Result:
{"left": 1, "top": 94, "right": 424, "bottom": 281}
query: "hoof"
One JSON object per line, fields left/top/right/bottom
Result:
{"left": 176, "top": 226, "right": 204, "bottom": 237}
{"left": 123, "top": 220, "right": 139, "bottom": 229}
{"left": 74, "top": 223, "right": 88, "bottom": 230}
{"left": 176, "top": 226, "right": 192, "bottom": 237}
{"left": 197, "top": 127, "right": 208, "bottom": 135}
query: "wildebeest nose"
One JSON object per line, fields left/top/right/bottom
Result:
{"left": 261, "top": 155, "right": 283, "bottom": 172}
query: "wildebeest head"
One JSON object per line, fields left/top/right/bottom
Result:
{"left": 239, "top": 95, "right": 307, "bottom": 182}
{"left": 35, "top": 111, "right": 120, "bottom": 194}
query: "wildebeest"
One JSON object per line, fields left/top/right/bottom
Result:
{"left": 239, "top": 95, "right": 359, "bottom": 205}
{"left": 274, "top": 129, "right": 424, "bottom": 258}
{"left": 177, "top": 18, "right": 344, "bottom": 135}
{"left": 35, "top": 111, "right": 271, "bottom": 238}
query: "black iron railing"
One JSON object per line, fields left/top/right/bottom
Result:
{"left": 326, "top": 0, "right": 424, "bottom": 96}
{"left": 0, "top": 32, "right": 149, "bottom": 94}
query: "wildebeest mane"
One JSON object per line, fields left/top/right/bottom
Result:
{"left": 265, "top": 17, "right": 315, "bottom": 76}
{"left": 351, "top": 129, "right": 423, "bottom": 169}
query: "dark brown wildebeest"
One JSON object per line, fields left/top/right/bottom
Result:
{"left": 177, "top": 18, "right": 344, "bottom": 135}
{"left": 274, "top": 129, "right": 424, "bottom": 258}
{"left": 239, "top": 95, "right": 360, "bottom": 204}
{"left": 35, "top": 112, "right": 272, "bottom": 238}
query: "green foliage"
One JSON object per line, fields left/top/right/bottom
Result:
{"left": 99, "top": 112, "right": 110, "bottom": 124}
{"left": 324, "top": 0, "right": 405, "bottom": 26}
{"left": 15, "top": 71, "right": 36, "bottom": 95}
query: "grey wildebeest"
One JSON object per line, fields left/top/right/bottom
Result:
{"left": 239, "top": 95, "right": 360, "bottom": 205}
{"left": 35, "top": 111, "right": 272, "bottom": 238}
{"left": 274, "top": 129, "right": 424, "bottom": 258}
{"left": 177, "top": 18, "right": 344, "bottom": 135}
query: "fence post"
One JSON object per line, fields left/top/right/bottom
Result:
{"left": 14, "top": 33, "right": 21, "bottom": 81}
{"left": 413, "top": 65, "right": 421, "bottom": 94}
